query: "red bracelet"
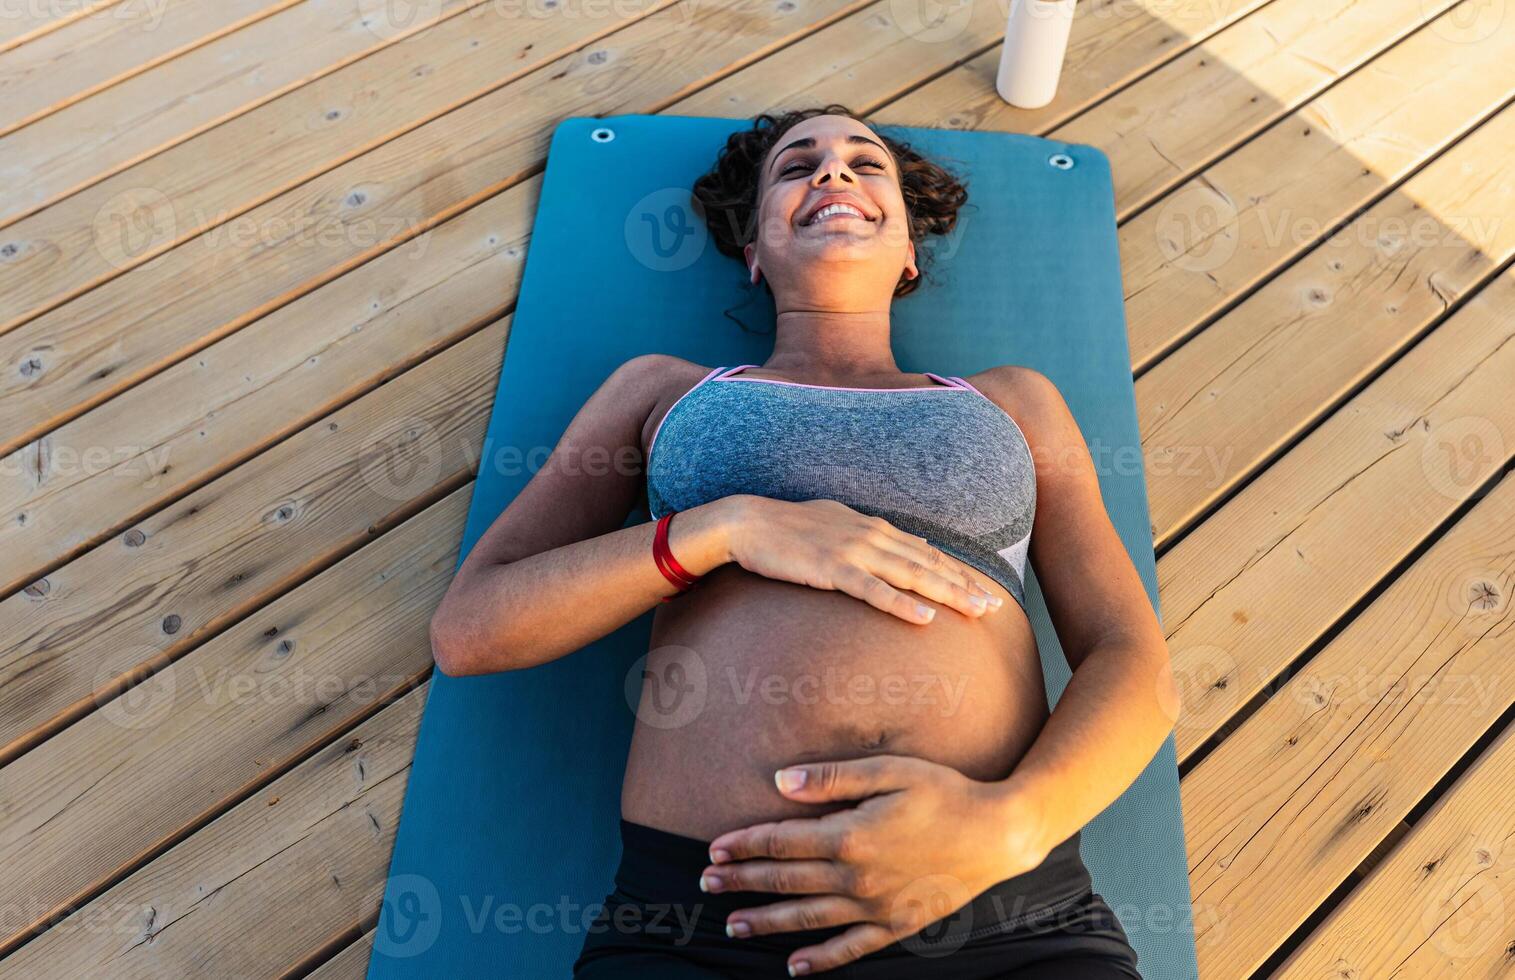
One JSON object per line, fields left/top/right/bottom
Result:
{"left": 653, "top": 511, "right": 701, "bottom": 601}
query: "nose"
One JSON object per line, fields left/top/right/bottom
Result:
{"left": 811, "top": 156, "right": 857, "bottom": 185}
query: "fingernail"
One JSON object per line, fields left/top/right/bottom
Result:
{"left": 710, "top": 848, "right": 731, "bottom": 863}
{"left": 916, "top": 603, "right": 934, "bottom": 621}
{"left": 790, "top": 961, "right": 811, "bottom": 976}
{"left": 726, "top": 920, "right": 751, "bottom": 938}
{"left": 700, "top": 874, "right": 723, "bottom": 893}
{"left": 775, "top": 768, "right": 807, "bottom": 792}
{"left": 987, "top": 594, "right": 1004, "bottom": 607}
{"left": 969, "top": 594, "right": 987, "bottom": 610}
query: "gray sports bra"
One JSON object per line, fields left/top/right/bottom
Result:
{"left": 645, "top": 364, "right": 1038, "bottom": 614}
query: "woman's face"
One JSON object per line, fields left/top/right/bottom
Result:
{"left": 744, "top": 115, "right": 918, "bottom": 303}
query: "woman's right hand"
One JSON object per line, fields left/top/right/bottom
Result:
{"left": 719, "top": 495, "right": 1006, "bottom": 624}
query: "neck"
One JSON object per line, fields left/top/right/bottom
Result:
{"left": 765, "top": 309, "right": 900, "bottom": 378}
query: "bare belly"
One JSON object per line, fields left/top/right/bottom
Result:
{"left": 620, "top": 563, "right": 1050, "bottom": 840}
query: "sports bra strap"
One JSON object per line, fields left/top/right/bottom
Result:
{"left": 948, "top": 375, "right": 990, "bottom": 398}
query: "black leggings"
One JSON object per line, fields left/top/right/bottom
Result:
{"left": 573, "top": 820, "right": 1144, "bottom": 979}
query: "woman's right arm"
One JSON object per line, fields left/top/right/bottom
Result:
{"left": 430, "top": 356, "right": 1007, "bottom": 677}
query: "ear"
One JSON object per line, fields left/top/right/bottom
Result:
{"left": 743, "top": 242, "right": 761, "bottom": 284}
{"left": 904, "top": 239, "right": 919, "bottom": 280}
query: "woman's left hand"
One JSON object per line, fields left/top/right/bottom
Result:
{"left": 701, "top": 755, "right": 1050, "bottom": 976}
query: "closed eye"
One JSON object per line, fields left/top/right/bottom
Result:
{"left": 780, "top": 154, "right": 889, "bottom": 177}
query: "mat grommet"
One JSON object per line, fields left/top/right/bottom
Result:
{"left": 591, "top": 127, "right": 615, "bottom": 143}
{"left": 1048, "top": 152, "right": 1074, "bottom": 170}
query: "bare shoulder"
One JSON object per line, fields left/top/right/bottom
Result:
{"left": 599, "top": 353, "right": 711, "bottom": 416}
{"left": 604, "top": 352, "right": 710, "bottom": 399}
{"left": 604, "top": 353, "right": 719, "bottom": 448}
{"left": 961, "top": 364, "right": 1071, "bottom": 432}
{"left": 965, "top": 365, "right": 1099, "bottom": 497}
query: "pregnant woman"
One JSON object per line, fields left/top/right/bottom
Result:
{"left": 429, "top": 105, "right": 1179, "bottom": 978}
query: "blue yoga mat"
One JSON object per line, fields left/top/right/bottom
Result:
{"left": 369, "top": 113, "right": 1198, "bottom": 980}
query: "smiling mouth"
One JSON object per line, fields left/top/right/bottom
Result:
{"left": 802, "top": 203, "right": 875, "bottom": 226}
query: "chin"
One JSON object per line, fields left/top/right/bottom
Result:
{"left": 798, "top": 235, "right": 886, "bottom": 259}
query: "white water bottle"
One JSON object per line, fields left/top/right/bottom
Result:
{"left": 996, "top": 0, "right": 1077, "bottom": 110}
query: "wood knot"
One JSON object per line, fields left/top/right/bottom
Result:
{"left": 1469, "top": 580, "right": 1501, "bottom": 611}
{"left": 162, "top": 614, "right": 182, "bottom": 634}
{"left": 24, "top": 578, "right": 49, "bottom": 598}
{"left": 124, "top": 528, "right": 146, "bottom": 547}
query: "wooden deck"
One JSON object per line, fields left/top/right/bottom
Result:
{"left": 1, "top": 0, "right": 1511, "bottom": 976}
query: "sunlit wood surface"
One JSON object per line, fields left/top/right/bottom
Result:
{"left": 0, "top": 0, "right": 1510, "bottom": 976}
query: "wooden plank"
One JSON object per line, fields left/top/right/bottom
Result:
{"left": 1140, "top": 102, "right": 1515, "bottom": 544}
{"left": 881, "top": 0, "right": 1463, "bottom": 224}
{"left": 0, "top": 0, "right": 860, "bottom": 455}
{"left": 0, "top": 0, "right": 484, "bottom": 227}
{"left": 2, "top": 0, "right": 1266, "bottom": 310}
{"left": 0, "top": 0, "right": 297, "bottom": 139}
{"left": 0, "top": 684, "right": 429, "bottom": 976}
{"left": 1119, "top": 2, "right": 1515, "bottom": 369}
{"left": 0, "top": 0, "right": 1280, "bottom": 592}
{"left": 1274, "top": 719, "right": 1515, "bottom": 978}
{"left": 308, "top": 931, "right": 375, "bottom": 980}
{"left": 0, "top": 320, "right": 501, "bottom": 762}
{"left": 0, "top": 485, "right": 463, "bottom": 953}
{"left": 0, "top": 0, "right": 120, "bottom": 55}
{"left": 0, "top": 0, "right": 677, "bottom": 305}
{"left": 673, "top": 0, "right": 1011, "bottom": 117}
{"left": 0, "top": 0, "right": 1363, "bottom": 566}
{"left": 0, "top": 171, "right": 530, "bottom": 597}
{"left": 875, "top": 0, "right": 1271, "bottom": 136}
{"left": 1180, "top": 472, "right": 1515, "bottom": 976}
{"left": 1163, "top": 270, "right": 1515, "bottom": 761}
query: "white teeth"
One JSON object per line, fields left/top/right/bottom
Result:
{"left": 807, "top": 203, "right": 866, "bottom": 225}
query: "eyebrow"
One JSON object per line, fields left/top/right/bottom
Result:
{"left": 768, "top": 134, "right": 893, "bottom": 174}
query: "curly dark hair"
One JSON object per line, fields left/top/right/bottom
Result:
{"left": 692, "top": 104, "right": 969, "bottom": 300}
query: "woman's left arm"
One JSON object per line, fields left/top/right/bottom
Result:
{"left": 700, "top": 367, "right": 1182, "bottom": 977}
{"left": 974, "top": 363, "right": 1182, "bottom": 857}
